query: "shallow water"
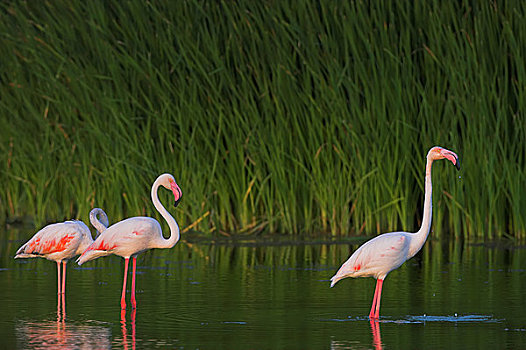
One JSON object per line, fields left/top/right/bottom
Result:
{"left": 1, "top": 227, "right": 525, "bottom": 349}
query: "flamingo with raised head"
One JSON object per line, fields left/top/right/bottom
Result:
{"left": 77, "top": 173, "right": 183, "bottom": 309}
{"left": 14, "top": 207, "right": 106, "bottom": 296}
{"left": 330, "top": 146, "right": 460, "bottom": 319}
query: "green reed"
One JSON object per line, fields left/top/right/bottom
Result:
{"left": 0, "top": 1, "right": 524, "bottom": 239}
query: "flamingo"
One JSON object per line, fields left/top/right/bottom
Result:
{"left": 14, "top": 207, "right": 106, "bottom": 296}
{"left": 77, "top": 173, "right": 183, "bottom": 309}
{"left": 330, "top": 146, "right": 460, "bottom": 319}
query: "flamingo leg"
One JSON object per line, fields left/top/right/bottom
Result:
{"left": 61, "top": 261, "right": 67, "bottom": 295}
{"left": 371, "top": 279, "right": 384, "bottom": 318}
{"left": 131, "top": 257, "right": 137, "bottom": 309}
{"left": 57, "top": 261, "right": 62, "bottom": 295}
{"left": 121, "top": 258, "right": 130, "bottom": 309}
{"left": 369, "top": 279, "right": 380, "bottom": 319}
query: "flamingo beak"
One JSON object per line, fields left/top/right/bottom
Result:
{"left": 170, "top": 181, "right": 182, "bottom": 207}
{"left": 442, "top": 150, "right": 460, "bottom": 171}
{"left": 454, "top": 158, "right": 461, "bottom": 171}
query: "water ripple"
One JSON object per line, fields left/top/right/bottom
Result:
{"left": 322, "top": 314, "right": 502, "bottom": 324}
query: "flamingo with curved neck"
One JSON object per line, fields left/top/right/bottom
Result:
{"left": 330, "top": 146, "right": 460, "bottom": 319}
{"left": 77, "top": 173, "right": 182, "bottom": 309}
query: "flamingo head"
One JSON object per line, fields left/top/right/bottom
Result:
{"left": 159, "top": 173, "right": 183, "bottom": 207}
{"left": 427, "top": 146, "right": 460, "bottom": 170}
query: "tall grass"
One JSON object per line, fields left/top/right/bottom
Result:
{"left": 0, "top": 1, "right": 524, "bottom": 239}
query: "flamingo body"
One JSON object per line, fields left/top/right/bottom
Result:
{"left": 15, "top": 219, "right": 96, "bottom": 297}
{"left": 15, "top": 220, "right": 92, "bottom": 262}
{"left": 78, "top": 216, "right": 165, "bottom": 264}
{"left": 331, "top": 232, "right": 410, "bottom": 284}
{"left": 330, "top": 146, "right": 460, "bottom": 319}
{"left": 77, "top": 173, "right": 182, "bottom": 309}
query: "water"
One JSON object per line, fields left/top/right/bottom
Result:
{"left": 1, "top": 227, "right": 526, "bottom": 349}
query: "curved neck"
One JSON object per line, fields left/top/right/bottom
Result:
{"left": 409, "top": 157, "right": 434, "bottom": 258}
{"left": 90, "top": 208, "right": 109, "bottom": 238}
{"left": 152, "top": 179, "right": 180, "bottom": 248}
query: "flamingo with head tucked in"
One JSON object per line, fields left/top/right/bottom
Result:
{"left": 330, "top": 146, "right": 460, "bottom": 319}
{"left": 77, "top": 173, "right": 182, "bottom": 309}
{"left": 14, "top": 207, "right": 106, "bottom": 296}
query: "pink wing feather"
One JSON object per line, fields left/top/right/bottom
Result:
{"left": 15, "top": 221, "right": 89, "bottom": 262}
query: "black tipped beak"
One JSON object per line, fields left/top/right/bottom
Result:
{"left": 455, "top": 158, "right": 461, "bottom": 171}
{"left": 174, "top": 188, "right": 182, "bottom": 207}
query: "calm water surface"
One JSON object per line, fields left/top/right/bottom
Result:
{"left": 1, "top": 227, "right": 525, "bottom": 349}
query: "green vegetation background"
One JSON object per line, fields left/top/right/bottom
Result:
{"left": 1, "top": 1, "right": 524, "bottom": 239}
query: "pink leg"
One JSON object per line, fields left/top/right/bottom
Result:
{"left": 371, "top": 279, "right": 384, "bottom": 319}
{"left": 369, "top": 279, "right": 380, "bottom": 319}
{"left": 131, "top": 257, "right": 137, "bottom": 309}
{"left": 61, "top": 261, "right": 67, "bottom": 295}
{"left": 57, "top": 261, "right": 62, "bottom": 295}
{"left": 121, "top": 258, "right": 130, "bottom": 309}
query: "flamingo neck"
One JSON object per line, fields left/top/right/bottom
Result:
{"left": 409, "top": 157, "right": 434, "bottom": 258}
{"left": 151, "top": 178, "right": 180, "bottom": 249}
{"left": 90, "top": 208, "right": 108, "bottom": 237}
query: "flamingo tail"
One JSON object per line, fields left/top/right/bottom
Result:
{"left": 14, "top": 253, "right": 43, "bottom": 259}
{"left": 14, "top": 243, "right": 43, "bottom": 259}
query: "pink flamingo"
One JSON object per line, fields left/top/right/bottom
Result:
{"left": 330, "top": 146, "right": 460, "bottom": 319}
{"left": 77, "top": 173, "right": 182, "bottom": 309}
{"left": 14, "top": 207, "right": 106, "bottom": 295}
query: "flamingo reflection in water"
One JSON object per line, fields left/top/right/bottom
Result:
{"left": 15, "top": 309, "right": 111, "bottom": 349}
{"left": 121, "top": 309, "right": 137, "bottom": 350}
{"left": 370, "top": 319, "right": 383, "bottom": 350}
{"left": 329, "top": 320, "right": 383, "bottom": 350}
